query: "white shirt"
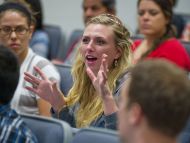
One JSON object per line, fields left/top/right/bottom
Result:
{"left": 11, "top": 49, "right": 60, "bottom": 115}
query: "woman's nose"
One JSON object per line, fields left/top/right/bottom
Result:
{"left": 9, "top": 31, "right": 17, "bottom": 39}
{"left": 142, "top": 12, "right": 150, "bottom": 20}
{"left": 86, "top": 40, "right": 95, "bottom": 51}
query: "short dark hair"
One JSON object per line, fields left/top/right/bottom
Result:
{"left": 25, "top": 0, "right": 43, "bottom": 29}
{"left": 82, "top": 0, "right": 116, "bottom": 14}
{"left": 101, "top": 0, "right": 116, "bottom": 14}
{"left": 0, "top": 44, "right": 19, "bottom": 104}
{"left": 128, "top": 59, "right": 190, "bottom": 137}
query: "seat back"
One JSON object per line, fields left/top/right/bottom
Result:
{"left": 44, "top": 24, "right": 65, "bottom": 60}
{"left": 178, "top": 13, "right": 190, "bottom": 23}
{"left": 180, "top": 40, "right": 190, "bottom": 77}
{"left": 54, "top": 63, "right": 73, "bottom": 96}
{"left": 20, "top": 113, "right": 73, "bottom": 143}
{"left": 131, "top": 34, "right": 144, "bottom": 41}
{"left": 70, "top": 127, "right": 121, "bottom": 143}
{"left": 178, "top": 118, "right": 190, "bottom": 143}
{"left": 61, "top": 29, "right": 83, "bottom": 61}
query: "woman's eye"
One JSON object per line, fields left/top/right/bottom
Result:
{"left": 82, "top": 37, "right": 89, "bottom": 44}
{"left": 149, "top": 10, "right": 159, "bottom": 16}
{"left": 138, "top": 10, "right": 144, "bottom": 16}
{"left": 96, "top": 39, "right": 105, "bottom": 45}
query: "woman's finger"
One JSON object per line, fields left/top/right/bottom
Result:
{"left": 34, "top": 66, "right": 48, "bottom": 80}
{"left": 24, "top": 72, "right": 41, "bottom": 85}
{"left": 101, "top": 54, "right": 108, "bottom": 72}
{"left": 102, "top": 70, "right": 108, "bottom": 83}
{"left": 25, "top": 86, "right": 38, "bottom": 94}
{"left": 86, "top": 67, "right": 96, "bottom": 82}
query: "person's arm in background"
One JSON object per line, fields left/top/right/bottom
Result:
{"left": 38, "top": 98, "right": 51, "bottom": 117}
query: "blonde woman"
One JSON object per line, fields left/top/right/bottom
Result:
{"left": 25, "top": 14, "right": 132, "bottom": 129}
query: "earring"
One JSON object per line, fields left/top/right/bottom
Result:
{"left": 114, "top": 59, "right": 118, "bottom": 67}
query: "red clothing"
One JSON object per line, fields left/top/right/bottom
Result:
{"left": 133, "top": 38, "right": 190, "bottom": 71}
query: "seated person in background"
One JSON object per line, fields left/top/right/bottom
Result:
{"left": 24, "top": 14, "right": 132, "bottom": 130}
{"left": 182, "top": 22, "right": 190, "bottom": 42}
{"left": 0, "top": 1, "right": 60, "bottom": 116}
{"left": 5, "top": 0, "right": 50, "bottom": 58}
{"left": 171, "top": 0, "right": 185, "bottom": 38}
{"left": 133, "top": 0, "right": 190, "bottom": 71}
{"left": 135, "top": 0, "right": 186, "bottom": 39}
{"left": 118, "top": 59, "right": 190, "bottom": 143}
{"left": 57, "top": 0, "right": 116, "bottom": 65}
{"left": 26, "top": 0, "right": 50, "bottom": 58}
{"left": 0, "top": 44, "right": 38, "bottom": 143}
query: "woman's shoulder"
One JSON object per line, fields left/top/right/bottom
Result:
{"left": 156, "top": 38, "right": 187, "bottom": 54}
{"left": 160, "top": 38, "right": 182, "bottom": 47}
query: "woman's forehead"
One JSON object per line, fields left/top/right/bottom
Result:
{"left": 84, "top": 24, "right": 114, "bottom": 37}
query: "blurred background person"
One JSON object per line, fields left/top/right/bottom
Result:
{"left": 171, "top": 0, "right": 186, "bottom": 38}
{"left": 0, "top": 1, "right": 60, "bottom": 117}
{"left": 26, "top": 0, "right": 49, "bottom": 58}
{"left": 132, "top": 0, "right": 190, "bottom": 71}
{"left": 182, "top": 19, "right": 190, "bottom": 42}
{"left": 5, "top": 0, "right": 50, "bottom": 58}
{"left": 118, "top": 59, "right": 190, "bottom": 143}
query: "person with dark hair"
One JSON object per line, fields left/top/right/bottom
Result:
{"left": 0, "top": 44, "right": 38, "bottom": 142}
{"left": 82, "top": 0, "right": 116, "bottom": 25}
{"left": 132, "top": 0, "right": 190, "bottom": 71}
{"left": 4, "top": 0, "right": 49, "bottom": 58}
{"left": 0, "top": 1, "right": 60, "bottom": 116}
{"left": 118, "top": 59, "right": 190, "bottom": 143}
{"left": 26, "top": 0, "right": 50, "bottom": 58}
{"left": 54, "top": 0, "right": 116, "bottom": 65}
{"left": 171, "top": 0, "right": 186, "bottom": 38}
{"left": 24, "top": 14, "right": 132, "bottom": 130}
{"left": 182, "top": 23, "right": 190, "bottom": 42}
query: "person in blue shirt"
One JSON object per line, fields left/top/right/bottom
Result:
{"left": 26, "top": 0, "right": 50, "bottom": 58}
{"left": 0, "top": 44, "right": 38, "bottom": 143}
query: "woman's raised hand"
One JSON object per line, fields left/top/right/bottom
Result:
{"left": 87, "top": 54, "right": 118, "bottom": 115}
{"left": 24, "top": 66, "right": 66, "bottom": 111}
{"left": 86, "top": 54, "right": 111, "bottom": 100}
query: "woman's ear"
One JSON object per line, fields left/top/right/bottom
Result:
{"left": 115, "top": 47, "right": 122, "bottom": 59}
